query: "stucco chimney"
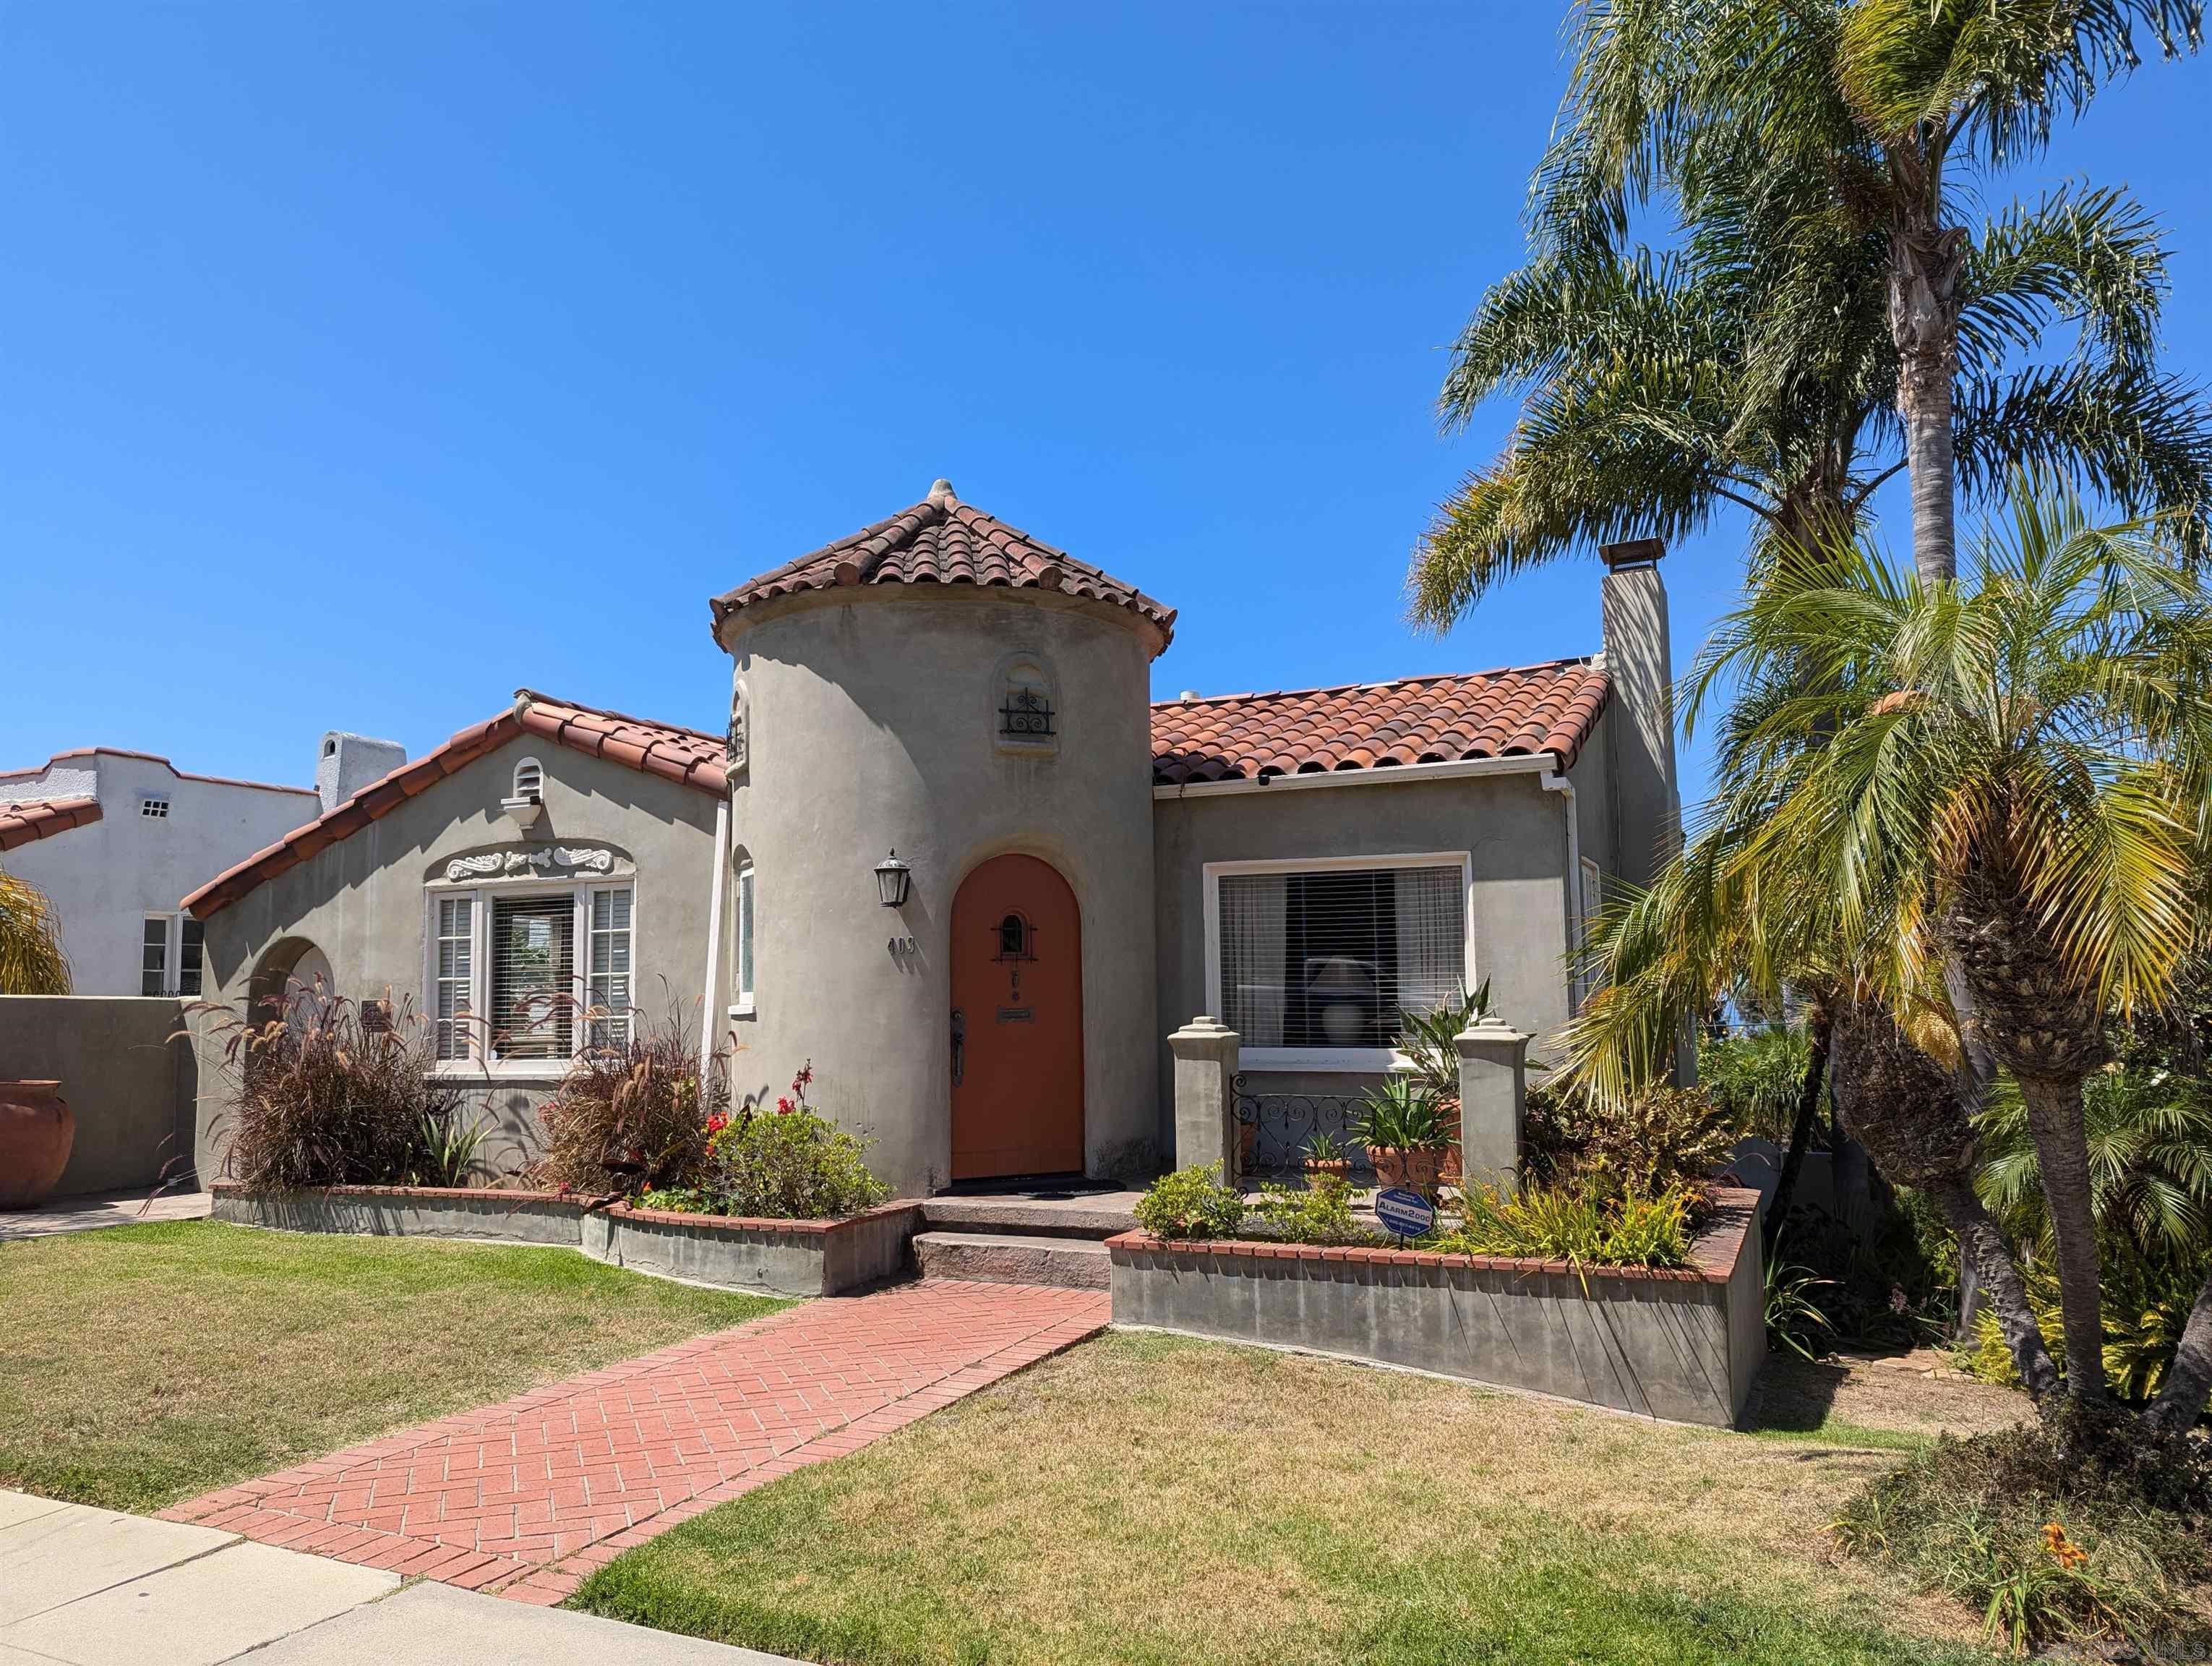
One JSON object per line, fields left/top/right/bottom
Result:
{"left": 316, "top": 731, "right": 407, "bottom": 813}
{"left": 1597, "top": 539, "right": 1681, "bottom": 890}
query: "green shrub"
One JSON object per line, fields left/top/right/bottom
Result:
{"left": 1762, "top": 1257, "right": 1837, "bottom": 1361}
{"left": 1433, "top": 1181, "right": 1699, "bottom": 1269}
{"left": 1521, "top": 1080, "right": 1735, "bottom": 1197}
{"left": 1133, "top": 1164, "right": 1245, "bottom": 1239}
{"left": 197, "top": 984, "right": 460, "bottom": 1189}
{"left": 1246, "top": 1176, "right": 1373, "bottom": 1245}
{"left": 1697, "top": 1027, "right": 1822, "bottom": 1145}
{"left": 1833, "top": 1419, "right": 2212, "bottom": 1656}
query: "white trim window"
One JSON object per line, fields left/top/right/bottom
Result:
{"left": 732, "top": 859, "right": 756, "bottom": 1015}
{"left": 1574, "top": 856, "right": 1605, "bottom": 1010}
{"left": 433, "top": 896, "right": 474, "bottom": 1060}
{"left": 1204, "top": 853, "right": 1475, "bottom": 1071}
{"left": 140, "top": 913, "right": 202, "bottom": 996}
{"left": 427, "top": 882, "right": 635, "bottom": 1069}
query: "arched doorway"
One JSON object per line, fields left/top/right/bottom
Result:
{"left": 950, "top": 854, "right": 1084, "bottom": 1181}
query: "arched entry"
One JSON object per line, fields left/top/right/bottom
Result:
{"left": 951, "top": 854, "right": 1084, "bottom": 1181}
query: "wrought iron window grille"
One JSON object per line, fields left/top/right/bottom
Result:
{"left": 998, "top": 686, "right": 1055, "bottom": 738}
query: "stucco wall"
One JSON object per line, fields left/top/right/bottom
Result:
{"left": 1150, "top": 767, "right": 1575, "bottom": 1152}
{"left": 721, "top": 584, "right": 1161, "bottom": 1195}
{"left": 189, "top": 735, "right": 720, "bottom": 1183}
{"left": 0, "top": 995, "right": 195, "bottom": 1194}
{"left": 1, "top": 756, "right": 317, "bottom": 996}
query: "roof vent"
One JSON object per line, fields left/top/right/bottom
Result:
{"left": 1178, "top": 690, "right": 1201, "bottom": 701}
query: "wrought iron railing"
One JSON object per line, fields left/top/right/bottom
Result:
{"left": 1230, "top": 1075, "right": 1373, "bottom": 1182}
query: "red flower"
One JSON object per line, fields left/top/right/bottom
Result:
{"left": 776, "top": 1096, "right": 794, "bottom": 1114}
{"left": 705, "top": 1113, "right": 728, "bottom": 1135}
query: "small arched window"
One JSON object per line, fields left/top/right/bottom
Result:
{"left": 995, "top": 656, "right": 1058, "bottom": 756}
{"left": 512, "top": 758, "right": 544, "bottom": 803}
{"left": 996, "top": 913, "right": 1035, "bottom": 960}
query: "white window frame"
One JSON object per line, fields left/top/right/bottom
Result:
{"left": 140, "top": 913, "right": 172, "bottom": 997}
{"left": 1201, "top": 850, "right": 1477, "bottom": 1073}
{"left": 424, "top": 875, "right": 639, "bottom": 1077}
{"left": 1574, "top": 856, "right": 1604, "bottom": 1011}
{"left": 728, "top": 858, "right": 756, "bottom": 1017}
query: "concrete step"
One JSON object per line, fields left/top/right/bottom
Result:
{"left": 919, "top": 1192, "right": 1140, "bottom": 1240}
{"left": 914, "top": 1230, "right": 1113, "bottom": 1290}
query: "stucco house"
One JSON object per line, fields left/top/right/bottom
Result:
{"left": 181, "top": 480, "right": 1679, "bottom": 1195}
{"left": 0, "top": 739, "right": 404, "bottom": 998}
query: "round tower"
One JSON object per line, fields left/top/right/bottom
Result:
{"left": 707, "top": 480, "right": 1173, "bottom": 1195}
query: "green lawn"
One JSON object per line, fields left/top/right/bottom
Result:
{"left": 0, "top": 1219, "right": 786, "bottom": 1512}
{"left": 574, "top": 1330, "right": 2018, "bottom": 1665}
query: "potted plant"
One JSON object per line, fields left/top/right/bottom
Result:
{"left": 0, "top": 869, "right": 74, "bottom": 1207}
{"left": 1302, "top": 1130, "right": 1350, "bottom": 1181}
{"left": 1353, "top": 1075, "right": 1452, "bottom": 1196}
{"left": 1390, "top": 982, "right": 1493, "bottom": 1183}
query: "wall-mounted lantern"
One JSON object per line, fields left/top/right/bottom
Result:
{"left": 873, "top": 850, "right": 912, "bottom": 908}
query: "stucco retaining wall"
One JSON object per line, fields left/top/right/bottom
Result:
{"left": 0, "top": 995, "right": 196, "bottom": 1195}
{"left": 1107, "top": 1188, "right": 1765, "bottom": 1427}
{"left": 209, "top": 1183, "right": 923, "bottom": 1297}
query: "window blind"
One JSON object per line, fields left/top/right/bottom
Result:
{"left": 434, "top": 896, "right": 473, "bottom": 1060}
{"left": 492, "top": 895, "right": 573, "bottom": 1060}
{"left": 586, "top": 886, "right": 633, "bottom": 1047}
{"left": 1219, "top": 864, "right": 1465, "bottom": 1048}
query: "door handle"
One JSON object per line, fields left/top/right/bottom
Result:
{"left": 951, "top": 1009, "right": 965, "bottom": 1087}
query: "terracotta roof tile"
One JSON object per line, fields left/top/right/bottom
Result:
{"left": 709, "top": 480, "right": 1175, "bottom": 649}
{"left": 184, "top": 693, "right": 724, "bottom": 919}
{"left": 0, "top": 795, "right": 103, "bottom": 853}
{"left": 1149, "top": 658, "right": 1610, "bottom": 785}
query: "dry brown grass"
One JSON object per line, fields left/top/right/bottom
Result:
{"left": 579, "top": 1332, "right": 2024, "bottom": 1665}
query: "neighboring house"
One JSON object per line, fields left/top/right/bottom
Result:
{"left": 0, "top": 748, "right": 332, "bottom": 996}
{"left": 181, "top": 481, "right": 1679, "bottom": 1194}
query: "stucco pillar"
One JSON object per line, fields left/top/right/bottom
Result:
{"left": 1455, "top": 1018, "right": 1530, "bottom": 1195}
{"left": 1167, "top": 1017, "right": 1240, "bottom": 1179}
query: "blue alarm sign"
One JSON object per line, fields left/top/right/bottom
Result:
{"left": 1373, "top": 1187, "right": 1437, "bottom": 1239}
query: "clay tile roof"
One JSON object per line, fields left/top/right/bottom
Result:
{"left": 708, "top": 480, "right": 1176, "bottom": 649}
{"left": 0, "top": 795, "right": 103, "bottom": 853}
{"left": 1149, "top": 657, "right": 1611, "bottom": 785}
{"left": 184, "top": 693, "right": 726, "bottom": 919}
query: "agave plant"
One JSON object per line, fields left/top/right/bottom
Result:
{"left": 1391, "top": 981, "right": 1493, "bottom": 1105}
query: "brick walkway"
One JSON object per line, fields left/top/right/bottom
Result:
{"left": 159, "top": 1279, "right": 1108, "bottom": 1607}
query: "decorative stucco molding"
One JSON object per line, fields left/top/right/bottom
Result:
{"left": 442, "top": 845, "right": 620, "bottom": 883}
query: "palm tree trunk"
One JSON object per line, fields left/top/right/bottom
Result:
{"left": 2143, "top": 1269, "right": 2212, "bottom": 1433}
{"left": 1927, "top": 1176, "right": 2060, "bottom": 1404}
{"left": 2015, "top": 1071, "right": 2108, "bottom": 1401}
{"left": 1885, "top": 142, "right": 1967, "bottom": 585}
{"left": 1762, "top": 1009, "right": 1830, "bottom": 1260}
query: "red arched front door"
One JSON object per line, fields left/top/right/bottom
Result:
{"left": 951, "top": 854, "right": 1084, "bottom": 1181}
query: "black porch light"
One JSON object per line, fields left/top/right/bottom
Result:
{"left": 873, "top": 850, "right": 912, "bottom": 908}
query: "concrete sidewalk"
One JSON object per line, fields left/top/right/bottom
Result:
{"left": 0, "top": 1491, "right": 800, "bottom": 1665}
{"left": 0, "top": 1190, "right": 211, "bottom": 1242}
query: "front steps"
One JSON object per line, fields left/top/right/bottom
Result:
{"left": 912, "top": 1189, "right": 1140, "bottom": 1290}
{"left": 913, "top": 1230, "right": 1111, "bottom": 1289}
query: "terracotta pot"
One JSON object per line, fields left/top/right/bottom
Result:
{"left": 0, "top": 1080, "right": 74, "bottom": 1208}
{"left": 1303, "top": 1158, "right": 1350, "bottom": 1182}
{"left": 1373, "top": 1145, "right": 1446, "bottom": 1197}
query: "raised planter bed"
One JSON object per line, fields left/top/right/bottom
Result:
{"left": 210, "top": 1182, "right": 923, "bottom": 1297}
{"left": 1106, "top": 1188, "right": 1765, "bottom": 1428}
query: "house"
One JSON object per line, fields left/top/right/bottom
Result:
{"left": 0, "top": 737, "right": 400, "bottom": 997}
{"left": 181, "top": 482, "right": 1679, "bottom": 1194}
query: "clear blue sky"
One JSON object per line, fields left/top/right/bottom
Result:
{"left": 5, "top": 4, "right": 2208, "bottom": 804}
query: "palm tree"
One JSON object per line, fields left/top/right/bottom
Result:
{"left": 1444, "top": 0, "right": 2208, "bottom": 594}
{"left": 0, "top": 869, "right": 71, "bottom": 994}
{"left": 1561, "top": 776, "right": 2062, "bottom": 1398}
{"left": 1688, "top": 479, "right": 2212, "bottom": 1412}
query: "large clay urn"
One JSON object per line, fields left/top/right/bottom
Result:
{"left": 0, "top": 1081, "right": 73, "bottom": 1208}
